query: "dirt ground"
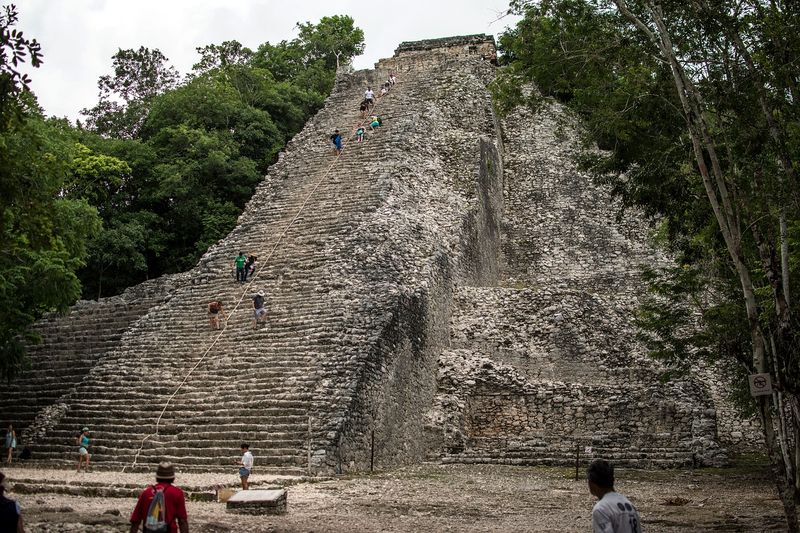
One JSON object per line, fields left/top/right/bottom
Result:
{"left": 7, "top": 463, "right": 787, "bottom": 532}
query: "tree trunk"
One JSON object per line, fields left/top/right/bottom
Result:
{"left": 612, "top": 1, "right": 799, "bottom": 528}
{"left": 781, "top": 211, "right": 790, "bottom": 308}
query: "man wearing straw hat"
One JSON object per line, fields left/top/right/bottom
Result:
{"left": 253, "top": 290, "right": 267, "bottom": 329}
{"left": 129, "top": 462, "right": 188, "bottom": 533}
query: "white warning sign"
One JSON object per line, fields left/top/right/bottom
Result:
{"left": 748, "top": 373, "right": 773, "bottom": 397}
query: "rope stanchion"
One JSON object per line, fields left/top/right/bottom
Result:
{"left": 124, "top": 82, "right": 393, "bottom": 472}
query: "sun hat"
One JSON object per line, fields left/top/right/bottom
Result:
{"left": 82, "top": 427, "right": 89, "bottom": 433}
{"left": 155, "top": 461, "right": 175, "bottom": 481}
{"left": 257, "top": 290, "right": 265, "bottom": 297}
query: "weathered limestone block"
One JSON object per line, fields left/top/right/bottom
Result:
{"left": 226, "top": 489, "right": 287, "bottom": 515}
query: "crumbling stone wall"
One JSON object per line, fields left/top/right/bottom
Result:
{"left": 423, "top": 90, "right": 754, "bottom": 467}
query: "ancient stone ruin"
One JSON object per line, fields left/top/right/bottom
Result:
{"left": 0, "top": 35, "right": 761, "bottom": 474}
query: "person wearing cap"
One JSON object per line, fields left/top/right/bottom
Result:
{"left": 253, "top": 290, "right": 267, "bottom": 329}
{"left": 130, "top": 462, "right": 188, "bottom": 533}
{"left": 76, "top": 427, "right": 91, "bottom": 472}
{"left": 0, "top": 472, "right": 25, "bottom": 532}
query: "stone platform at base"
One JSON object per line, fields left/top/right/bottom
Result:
{"left": 226, "top": 488, "right": 287, "bottom": 515}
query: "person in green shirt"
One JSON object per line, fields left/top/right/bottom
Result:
{"left": 234, "top": 252, "right": 247, "bottom": 283}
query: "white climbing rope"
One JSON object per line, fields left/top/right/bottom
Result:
{"left": 124, "top": 84, "right": 392, "bottom": 472}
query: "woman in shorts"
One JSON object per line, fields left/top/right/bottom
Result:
{"left": 208, "top": 300, "right": 226, "bottom": 330}
{"left": 76, "top": 427, "right": 90, "bottom": 472}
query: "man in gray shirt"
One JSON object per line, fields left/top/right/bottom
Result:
{"left": 587, "top": 459, "right": 642, "bottom": 533}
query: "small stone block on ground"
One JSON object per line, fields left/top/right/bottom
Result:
{"left": 226, "top": 489, "right": 287, "bottom": 515}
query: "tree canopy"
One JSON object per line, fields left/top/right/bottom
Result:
{"left": 0, "top": 5, "right": 100, "bottom": 380}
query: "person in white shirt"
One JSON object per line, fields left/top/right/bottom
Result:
{"left": 364, "top": 87, "right": 375, "bottom": 109}
{"left": 238, "top": 443, "right": 255, "bottom": 490}
{"left": 587, "top": 459, "right": 642, "bottom": 533}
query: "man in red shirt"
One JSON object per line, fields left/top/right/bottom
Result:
{"left": 129, "top": 462, "right": 189, "bottom": 533}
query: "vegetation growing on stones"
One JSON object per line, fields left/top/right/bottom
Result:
{"left": 499, "top": 0, "right": 799, "bottom": 527}
{"left": 0, "top": 7, "right": 364, "bottom": 380}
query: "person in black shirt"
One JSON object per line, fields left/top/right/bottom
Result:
{"left": 245, "top": 255, "right": 257, "bottom": 280}
{"left": 0, "top": 472, "right": 24, "bottom": 532}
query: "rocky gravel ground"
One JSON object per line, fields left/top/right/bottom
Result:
{"left": 4, "top": 463, "right": 786, "bottom": 532}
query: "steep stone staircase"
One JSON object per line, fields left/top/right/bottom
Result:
{"left": 0, "top": 276, "right": 180, "bottom": 442}
{"left": 6, "top": 40, "right": 503, "bottom": 474}
{"left": 22, "top": 68, "right": 409, "bottom": 472}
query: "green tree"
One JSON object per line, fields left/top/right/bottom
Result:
{"left": 81, "top": 47, "right": 179, "bottom": 138}
{"left": 0, "top": 3, "right": 42, "bottom": 123}
{"left": 296, "top": 15, "right": 365, "bottom": 69}
{"left": 0, "top": 111, "right": 101, "bottom": 380}
{"left": 0, "top": 4, "right": 100, "bottom": 380}
{"left": 72, "top": 15, "right": 364, "bottom": 298}
{"left": 501, "top": 0, "right": 799, "bottom": 526}
{"left": 66, "top": 143, "right": 132, "bottom": 215}
{"left": 192, "top": 40, "right": 253, "bottom": 75}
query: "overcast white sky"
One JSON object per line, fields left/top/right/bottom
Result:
{"left": 16, "top": 1, "right": 520, "bottom": 120}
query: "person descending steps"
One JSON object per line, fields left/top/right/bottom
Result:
{"left": 330, "top": 129, "right": 343, "bottom": 154}
{"left": 245, "top": 255, "right": 257, "bottom": 280}
{"left": 364, "top": 86, "right": 375, "bottom": 110}
{"left": 207, "top": 300, "right": 226, "bottom": 330}
{"left": 233, "top": 252, "right": 247, "bottom": 283}
{"left": 252, "top": 290, "right": 267, "bottom": 329}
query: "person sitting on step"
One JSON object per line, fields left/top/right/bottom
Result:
{"left": 253, "top": 290, "right": 267, "bottom": 328}
{"left": 369, "top": 115, "right": 382, "bottom": 131}
{"left": 207, "top": 300, "right": 226, "bottom": 330}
